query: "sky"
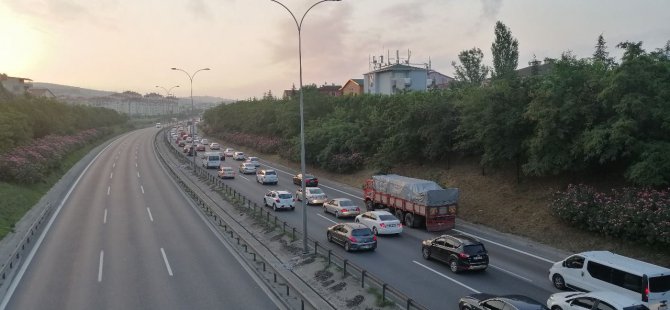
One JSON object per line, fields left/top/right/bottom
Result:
{"left": 1, "top": 0, "right": 669, "bottom": 100}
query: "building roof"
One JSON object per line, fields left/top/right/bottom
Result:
{"left": 352, "top": 79, "right": 363, "bottom": 85}
{"left": 27, "top": 88, "right": 55, "bottom": 97}
{"left": 366, "top": 64, "right": 427, "bottom": 74}
{"left": 0, "top": 74, "right": 33, "bottom": 82}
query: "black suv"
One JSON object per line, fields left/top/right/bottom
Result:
{"left": 421, "top": 234, "right": 488, "bottom": 273}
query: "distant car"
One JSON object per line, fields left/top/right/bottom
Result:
{"left": 459, "top": 293, "right": 548, "bottom": 310}
{"left": 292, "top": 173, "right": 318, "bottom": 187}
{"left": 326, "top": 223, "right": 376, "bottom": 252}
{"left": 323, "top": 198, "right": 360, "bottom": 218}
{"left": 546, "top": 291, "right": 650, "bottom": 310}
{"left": 195, "top": 144, "right": 206, "bottom": 152}
{"left": 233, "top": 152, "right": 246, "bottom": 160}
{"left": 355, "top": 211, "right": 403, "bottom": 235}
{"left": 193, "top": 139, "right": 201, "bottom": 145}
{"left": 182, "top": 145, "right": 190, "bottom": 153}
{"left": 422, "top": 234, "right": 489, "bottom": 273}
{"left": 178, "top": 140, "right": 186, "bottom": 147}
{"left": 245, "top": 156, "right": 261, "bottom": 167}
{"left": 209, "top": 143, "right": 220, "bottom": 150}
{"left": 218, "top": 166, "right": 235, "bottom": 179}
{"left": 156, "top": 122, "right": 161, "bottom": 128}
{"left": 223, "top": 148, "right": 235, "bottom": 157}
{"left": 263, "top": 190, "right": 295, "bottom": 211}
{"left": 239, "top": 162, "right": 257, "bottom": 174}
{"left": 256, "top": 169, "right": 278, "bottom": 185}
{"left": 201, "top": 139, "right": 209, "bottom": 145}
{"left": 295, "top": 187, "right": 328, "bottom": 205}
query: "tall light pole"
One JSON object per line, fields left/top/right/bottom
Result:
{"left": 270, "top": 0, "right": 341, "bottom": 254}
{"left": 171, "top": 67, "right": 210, "bottom": 167}
{"left": 156, "top": 85, "right": 180, "bottom": 121}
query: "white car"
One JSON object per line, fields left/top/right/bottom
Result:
{"left": 201, "top": 139, "right": 209, "bottom": 145}
{"left": 263, "top": 190, "right": 295, "bottom": 211}
{"left": 239, "top": 162, "right": 257, "bottom": 174}
{"left": 547, "top": 291, "right": 650, "bottom": 310}
{"left": 323, "top": 198, "right": 360, "bottom": 218}
{"left": 223, "top": 148, "right": 235, "bottom": 157}
{"left": 355, "top": 211, "right": 403, "bottom": 235}
{"left": 245, "top": 156, "right": 261, "bottom": 167}
{"left": 233, "top": 151, "right": 246, "bottom": 160}
{"left": 209, "top": 142, "right": 220, "bottom": 150}
{"left": 295, "top": 187, "right": 328, "bottom": 205}
{"left": 218, "top": 166, "right": 235, "bottom": 179}
{"left": 256, "top": 169, "right": 278, "bottom": 185}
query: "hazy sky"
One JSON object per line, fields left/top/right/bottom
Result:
{"left": 1, "top": 0, "right": 669, "bottom": 100}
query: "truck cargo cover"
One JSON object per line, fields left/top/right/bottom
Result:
{"left": 372, "top": 174, "right": 459, "bottom": 206}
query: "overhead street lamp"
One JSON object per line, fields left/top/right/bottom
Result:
{"left": 156, "top": 85, "right": 180, "bottom": 120}
{"left": 270, "top": 0, "right": 342, "bottom": 254}
{"left": 171, "top": 67, "right": 210, "bottom": 167}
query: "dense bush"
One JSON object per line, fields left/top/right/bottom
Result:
{"left": 551, "top": 184, "right": 670, "bottom": 245}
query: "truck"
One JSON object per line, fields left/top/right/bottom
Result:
{"left": 363, "top": 174, "right": 459, "bottom": 232}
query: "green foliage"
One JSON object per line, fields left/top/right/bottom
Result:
{"left": 491, "top": 21, "right": 519, "bottom": 78}
{"left": 451, "top": 47, "right": 489, "bottom": 86}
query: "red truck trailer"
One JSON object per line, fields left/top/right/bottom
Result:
{"left": 363, "top": 174, "right": 459, "bottom": 232}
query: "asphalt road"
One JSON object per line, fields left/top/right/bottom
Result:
{"left": 174, "top": 132, "right": 572, "bottom": 310}
{"left": 3, "top": 129, "right": 279, "bottom": 310}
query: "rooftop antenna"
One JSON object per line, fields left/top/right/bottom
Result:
{"left": 396, "top": 50, "right": 400, "bottom": 64}
{"left": 406, "top": 49, "right": 411, "bottom": 64}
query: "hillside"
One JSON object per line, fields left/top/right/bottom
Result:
{"left": 32, "top": 82, "right": 114, "bottom": 98}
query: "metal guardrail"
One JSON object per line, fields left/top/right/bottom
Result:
{"left": 160, "top": 131, "right": 429, "bottom": 310}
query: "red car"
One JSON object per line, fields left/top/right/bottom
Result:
{"left": 293, "top": 174, "right": 318, "bottom": 187}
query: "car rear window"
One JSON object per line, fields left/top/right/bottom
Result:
{"left": 309, "top": 189, "right": 324, "bottom": 194}
{"left": 650, "top": 275, "right": 670, "bottom": 292}
{"left": 379, "top": 214, "right": 396, "bottom": 221}
{"left": 463, "top": 244, "right": 486, "bottom": 255}
{"left": 352, "top": 229, "right": 372, "bottom": 236}
{"left": 208, "top": 156, "right": 219, "bottom": 160}
{"left": 338, "top": 200, "right": 354, "bottom": 206}
{"left": 266, "top": 171, "right": 276, "bottom": 175}
{"left": 278, "top": 194, "right": 292, "bottom": 199}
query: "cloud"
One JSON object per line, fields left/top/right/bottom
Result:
{"left": 467, "top": 0, "right": 503, "bottom": 35}
{"left": 379, "top": 3, "right": 426, "bottom": 25}
{"left": 3, "top": 0, "right": 120, "bottom": 30}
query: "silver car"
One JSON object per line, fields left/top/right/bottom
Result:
{"left": 323, "top": 198, "right": 361, "bottom": 218}
{"left": 296, "top": 187, "right": 328, "bottom": 205}
{"left": 239, "top": 162, "right": 257, "bottom": 174}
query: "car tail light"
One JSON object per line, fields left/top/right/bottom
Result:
{"left": 354, "top": 207, "right": 360, "bottom": 212}
{"left": 398, "top": 223, "right": 403, "bottom": 228}
{"left": 275, "top": 199, "right": 280, "bottom": 203}
{"left": 458, "top": 253, "right": 469, "bottom": 259}
{"left": 349, "top": 236, "right": 357, "bottom": 243}
{"left": 372, "top": 235, "right": 377, "bottom": 241}
{"left": 642, "top": 275, "right": 649, "bottom": 302}
{"left": 380, "top": 223, "right": 386, "bottom": 228}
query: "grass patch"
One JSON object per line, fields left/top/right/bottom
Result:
{"left": 0, "top": 125, "right": 129, "bottom": 239}
{"left": 366, "top": 287, "right": 395, "bottom": 307}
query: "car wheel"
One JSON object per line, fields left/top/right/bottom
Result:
{"left": 327, "top": 232, "right": 333, "bottom": 242}
{"left": 372, "top": 227, "right": 378, "bottom": 235}
{"left": 551, "top": 306, "right": 563, "bottom": 310}
{"left": 264, "top": 199, "right": 268, "bottom": 207}
{"left": 422, "top": 247, "right": 431, "bottom": 260}
{"left": 449, "top": 259, "right": 460, "bottom": 273}
{"left": 552, "top": 274, "right": 566, "bottom": 290}
{"left": 335, "top": 211, "right": 340, "bottom": 218}
{"left": 405, "top": 213, "right": 415, "bottom": 228}
{"left": 273, "top": 204, "right": 277, "bottom": 211}
{"left": 344, "top": 242, "right": 351, "bottom": 252}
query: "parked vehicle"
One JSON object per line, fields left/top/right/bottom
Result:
{"left": 263, "top": 190, "right": 295, "bottom": 211}
{"left": 547, "top": 291, "right": 651, "bottom": 310}
{"left": 295, "top": 187, "right": 328, "bottom": 205}
{"left": 549, "top": 251, "right": 670, "bottom": 310}
{"left": 218, "top": 166, "right": 235, "bottom": 179}
{"left": 256, "top": 169, "right": 278, "bottom": 185}
{"left": 245, "top": 156, "right": 261, "bottom": 167}
{"left": 232, "top": 151, "right": 246, "bottom": 160}
{"left": 422, "top": 234, "right": 489, "bottom": 273}
{"left": 363, "top": 174, "right": 459, "bottom": 231}
{"left": 223, "top": 148, "right": 235, "bottom": 157}
{"left": 293, "top": 173, "right": 318, "bottom": 187}
{"left": 355, "top": 211, "right": 402, "bottom": 235}
{"left": 209, "top": 142, "right": 220, "bottom": 150}
{"left": 201, "top": 152, "right": 221, "bottom": 169}
{"left": 459, "top": 293, "right": 548, "bottom": 310}
{"left": 239, "top": 162, "right": 257, "bottom": 174}
{"left": 323, "top": 198, "right": 361, "bottom": 218}
{"left": 326, "top": 223, "right": 376, "bottom": 252}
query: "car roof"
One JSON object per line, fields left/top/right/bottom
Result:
{"left": 333, "top": 198, "right": 352, "bottom": 202}
{"left": 275, "top": 190, "right": 291, "bottom": 195}
{"left": 306, "top": 187, "right": 322, "bottom": 191}
{"left": 572, "top": 251, "right": 670, "bottom": 275}
{"left": 342, "top": 223, "right": 369, "bottom": 230}
{"left": 499, "top": 295, "right": 547, "bottom": 309}
{"left": 221, "top": 166, "right": 233, "bottom": 170}
{"left": 242, "top": 162, "right": 254, "bottom": 166}
{"left": 440, "top": 234, "right": 481, "bottom": 245}
{"left": 367, "top": 210, "right": 394, "bottom": 216}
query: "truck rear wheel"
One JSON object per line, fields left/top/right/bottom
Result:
{"left": 395, "top": 210, "right": 404, "bottom": 224}
{"left": 405, "top": 213, "right": 415, "bottom": 228}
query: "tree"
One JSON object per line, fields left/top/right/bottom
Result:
{"left": 491, "top": 21, "right": 519, "bottom": 79}
{"left": 593, "top": 34, "right": 615, "bottom": 68}
{"left": 452, "top": 47, "right": 489, "bottom": 85}
{"left": 529, "top": 54, "right": 541, "bottom": 76}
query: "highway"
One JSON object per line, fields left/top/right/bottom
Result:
{"left": 3, "top": 129, "right": 279, "bottom": 310}
{"left": 170, "top": 131, "right": 571, "bottom": 309}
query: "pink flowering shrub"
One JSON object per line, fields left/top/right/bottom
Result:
{"left": 0, "top": 129, "right": 102, "bottom": 184}
{"left": 551, "top": 184, "right": 670, "bottom": 245}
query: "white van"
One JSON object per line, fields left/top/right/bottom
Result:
{"left": 549, "top": 251, "right": 669, "bottom": 310}
{"left": 202, "top": 152, "right": 221, "bottom": 169}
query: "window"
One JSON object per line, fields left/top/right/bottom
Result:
{"left": 278, "top": 194, "right": 292, "bottom": 199}
{"left": 565, "top": 255, "right": 585, "bottom": 269}
{"left": 481, "top": 300, "right": 505, "bottom": 310}
{"left": 595, "top": 301, "right": 616, "bottom": 310}
{"left": 433, "top": 239, "right": 446, "bottom": 246}
{"left": 378, "top": 215, "right": 396, "bottom": 221}
{"left": 587, "top": 261, "right": 612, "bottom": 282}
{"left": 445, "top": 239, "right": 459, "bottom": 249}
{"left": 587, "top": 261, "right": 644, "bottom": 293}
{"left": 571, "top": 297, "right": 596, "bottom": 309}
{"left": 464, "top": 244, "right": 486, "bottom": 255}
{"left": 352, "top": 229, "right": 371, "bottom": 236}
{"left": 650, "top": 275, "right": 670, "bottom": 292}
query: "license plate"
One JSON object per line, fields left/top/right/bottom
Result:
{"left": 473, "top": 256, "right": 482, "bottom": 259}
{"left": 387, "top": 224, "right": 396, "bottom": 227}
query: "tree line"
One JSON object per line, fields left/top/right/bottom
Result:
{"left": 203, "top": 22, "right": 670, "bottom": 186}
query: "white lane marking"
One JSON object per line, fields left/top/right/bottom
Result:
{"left": 238, "top": 174, "right": 249, "bottom": 181}
{"left": 98, "top": 250, "right": 104, "bottom": 282}
{"left": 161, "top": 248, "right": 173, "bottom": 276}
{"left": 109, "top": 172, "right": 113, "bottom": 179}
{"left": 489, "top": 264, "right": 532, "bottom": 282}
{"left": 103, "top": 209, "right": 107, "bottom": 224}
{"left": 413, "top": 261, "right": 481, "bottom": 293}
{"left": 107, "top": 186, "right": 110, "bottom": 195}
{"left": 112, "top": 163, "right": 115, "bottom": 168}
{"left": 141, "top": 185, "right": 145, "bottom": 194}
{"left": 452, "top": 229, "right": 555, "bottom": 264}
{"left": 317, "top": 213, "right": 337, "bottom": 224}
{"left": 137, "top": 172, "right": 140, "bottom": 178}
{"left": 135, "top": 163, "right": 138, "bottom": 168}
{"left": 147, "top": 208, "right": 154, "bottom": 222}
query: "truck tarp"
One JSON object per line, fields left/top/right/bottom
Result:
{"left": 372, "top": 174, "right": 459, "bottom": 207}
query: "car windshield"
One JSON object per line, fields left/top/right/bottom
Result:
{"left": 463, "top": 244, "right": 486, "bottom": 255}
{"left": 378, "top": 214, "right": 396, "bottom": 221}
{"left": 352, "top": 229, "right": 372, "bottom": 236}
{"left": 308, "top": 189, "right": 324, "bottom": 194}
{"left": 266, "top": 171, "right": 276, "bottom": 175}
{"left": 338, "top": 199, "right": 354, "bottom": 206}
{"left": 278, "top": 193, "right": 292, "bottom": 199}
{"left": 208, "top": 156, "right": 218, "bottom": 160}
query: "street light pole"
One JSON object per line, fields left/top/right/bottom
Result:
{"left": 270, "top": 0, "right": 341, "bottom": 255}
{"left": 156, "top": 85, "right": 180, "bottom": 122}
{"left": 171, "top": 67, "right": 210, "bottom": 167}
